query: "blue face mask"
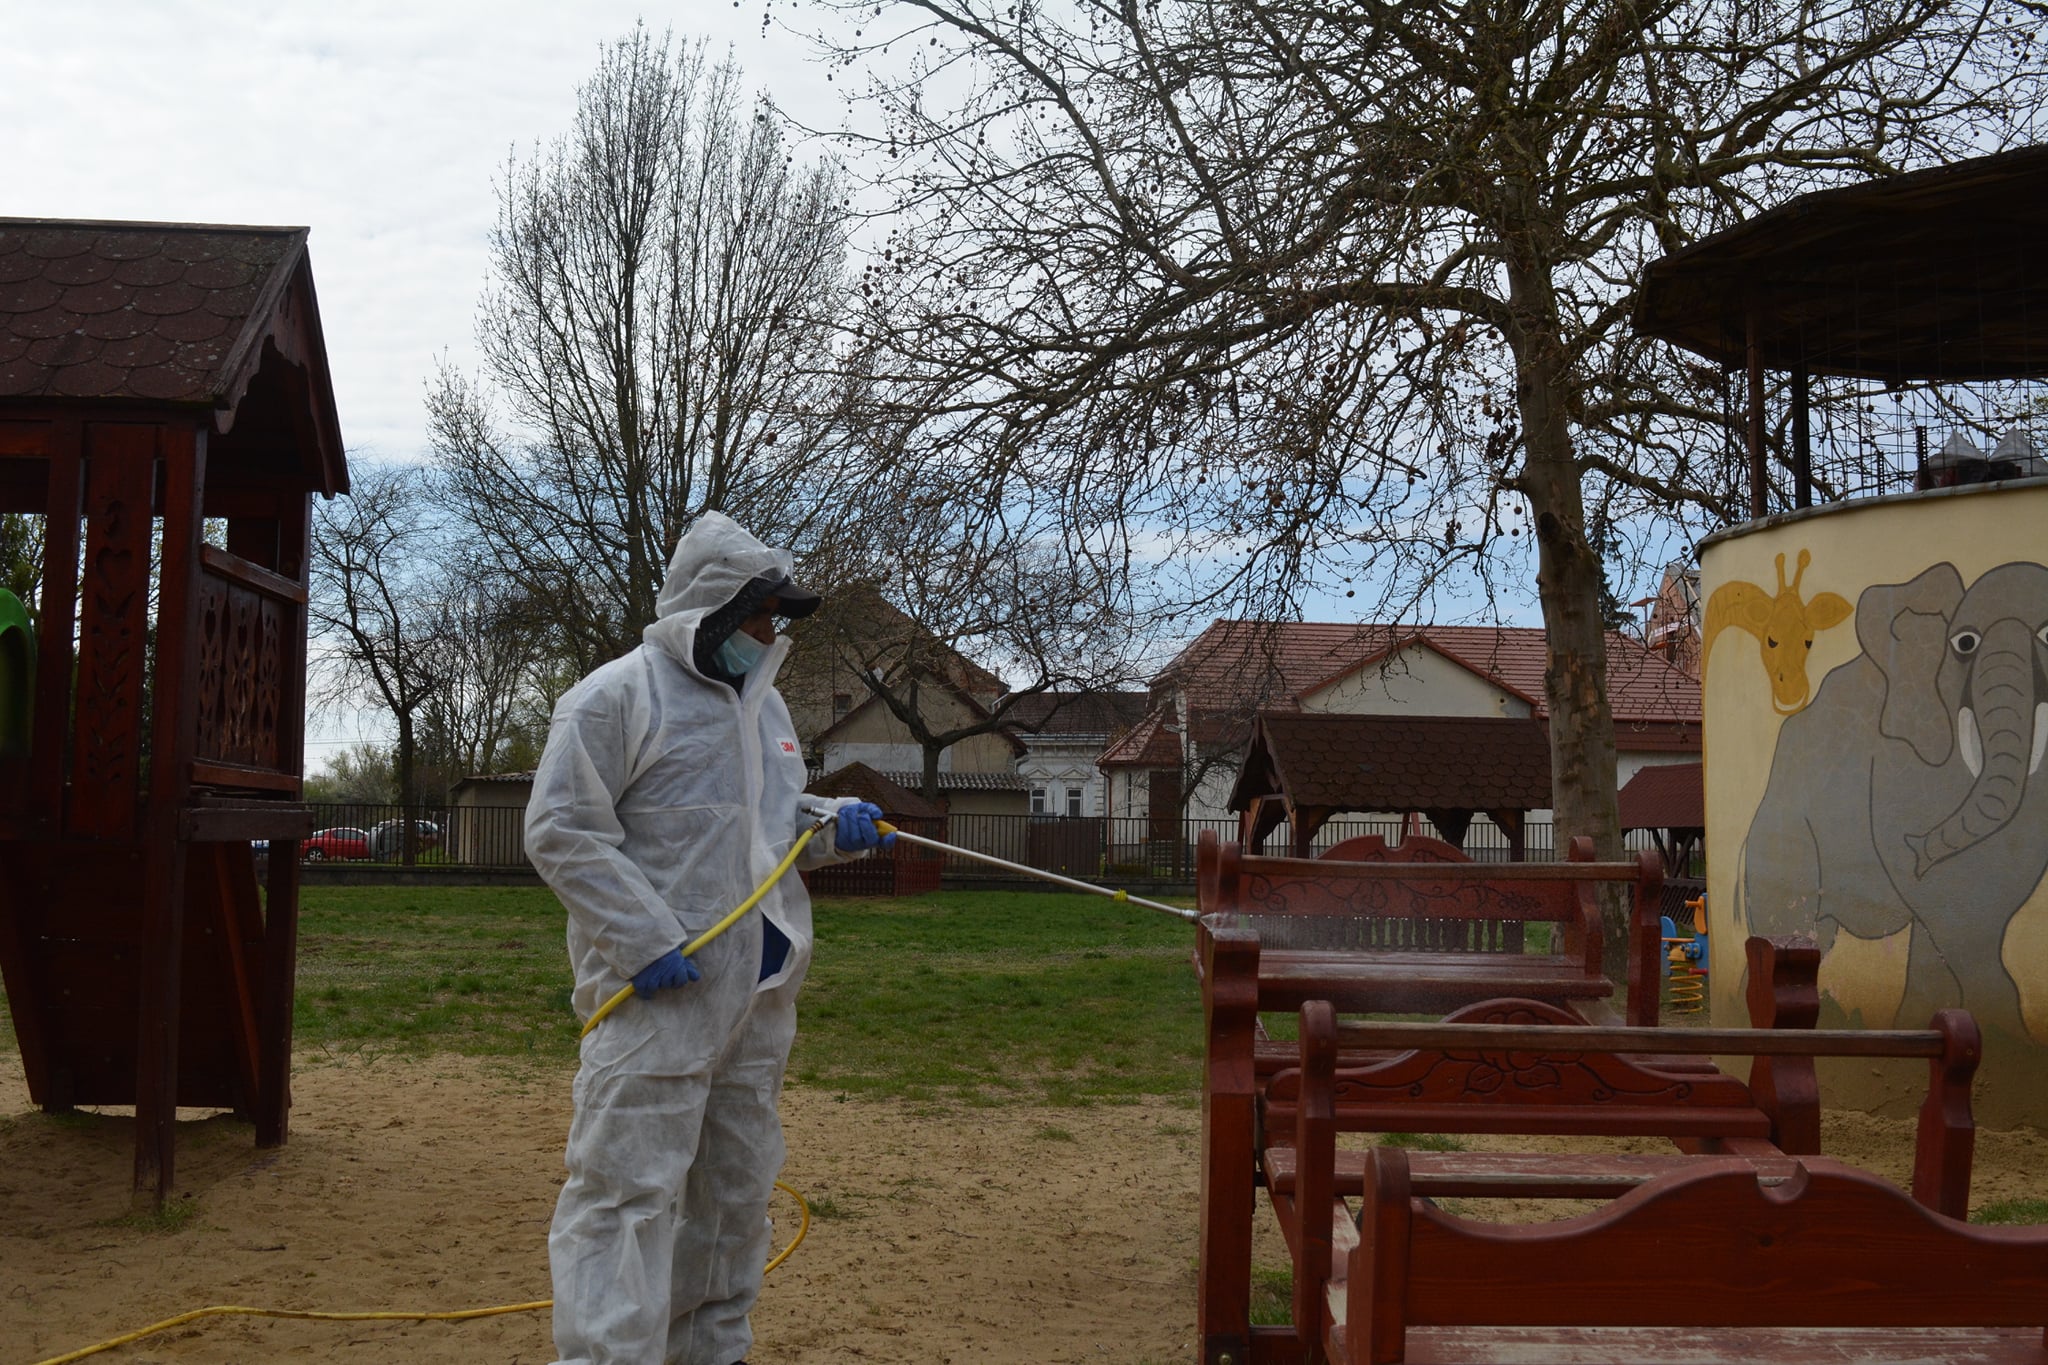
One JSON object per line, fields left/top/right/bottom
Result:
{"left": 714, "top": 629, "right": 769, "bottom": 677}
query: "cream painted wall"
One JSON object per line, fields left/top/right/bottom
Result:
{"left": 818, "top": 694, "right": 1017, "bottom": 773}
{"left": 1300, "top": 644, "right": 1533, "bottom": 717}
{"left": 1702, "top": 480, "right": 2048, "bottom": 1124}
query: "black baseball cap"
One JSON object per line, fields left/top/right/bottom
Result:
{"left": 755, "top": 573, "right": 821, "bottom": 619}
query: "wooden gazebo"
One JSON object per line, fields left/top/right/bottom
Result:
{"left": 1634, "top": 145, "right": 2048, "bottom": 514}
{"left": 1226, "top": 712, "right": 1552, "bottom": 858}
{"left": 1616, "top": 760, "right": 1703, "bottom": 878}
{"left": 0, "top": 219, "right": 347, "bottom": 1201}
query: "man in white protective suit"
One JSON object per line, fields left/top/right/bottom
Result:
{"left": 526, "top": 512, "right": 891, "bottom": 1365}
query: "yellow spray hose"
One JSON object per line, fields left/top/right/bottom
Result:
{"left": 27, "top": 1182, "right": 809, "bottom": 1365}
{"left": 582, "top": 816, "right": 831, "bottom": 1037}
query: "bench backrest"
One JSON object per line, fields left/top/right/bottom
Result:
{"left": 1317, "top": 833, "right": 1470, "bottom": 863}
{"left": 1286, "top": 989, "right": 1980, "bottom": 1218}
{"left": 1350, "top": 1149, "right": 2048, "bottom": 1365}
{"left": 1268, "top": 996, "right": 1776, "bottom": 1142}
{"left": 1197, "top": 829, "right": 1661, "bottom": 963}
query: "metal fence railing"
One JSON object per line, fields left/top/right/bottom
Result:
{"left": 288, "top": 802, "right": 1663, "bottom": 885}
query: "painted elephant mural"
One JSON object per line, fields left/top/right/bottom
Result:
{"left": 1743, "top": 560, "right": 2048, "bottom": 1042}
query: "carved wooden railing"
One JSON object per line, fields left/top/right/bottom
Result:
{"left": 191, "top": 544, "right": 305, "bottom": 794}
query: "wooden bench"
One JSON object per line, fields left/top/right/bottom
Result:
{"left": 1335, "top": 1148, "right": 2046, "bottom": 1364}
{"left": 1199, "top": 932, "right": 1834, "bottom": 1365}
{"left": 1272, "top": 1004, "right": 1985, "bottom": 1365}
{"left": 1197, "top": 830, "right": 1666, "bottom": 1031}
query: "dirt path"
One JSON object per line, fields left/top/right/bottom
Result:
{"left": 1, "top": 1053, "right": 1211, "bottom": 1364}
{"left": 5, "top": 1051, "right": 2046, "bottom": 1364}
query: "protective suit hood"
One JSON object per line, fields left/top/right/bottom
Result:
{"left": 643, "top": 512, "right": 794, "bottom": 667}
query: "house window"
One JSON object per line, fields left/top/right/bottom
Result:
{"left": 1030, "top": 784, "right": 1047, "bottom": 814}
{"left": 832, "top": 692, "right": 852, "bottom": 719}
{"left": 1065, "top": 786, "right": 1083, "bottom": 818}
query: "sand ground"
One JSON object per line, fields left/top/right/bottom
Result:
{"left": 5, "top": 1049, "right": 2046, "bottom": 1365}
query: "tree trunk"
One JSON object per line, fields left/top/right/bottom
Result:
{"left": 921, "top": 743, "right": 942, "bottom": 802}
{"left": 1509, "top": 257, "right": 1627, "bottom": 982}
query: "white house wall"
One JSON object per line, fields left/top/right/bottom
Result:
{"left": 1616, "top": 749, "right": 1694, "bottom": 791}
{"left": 1017, "top": 737, "right": 1109, "bottom": 816}
{"left": 825, "top": 741, "right": 938, "bottom": 773}
{"left": 1301, "top": 645, "right": 1534, "bottom": 717}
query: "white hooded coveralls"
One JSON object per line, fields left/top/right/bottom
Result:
{"left": 527, "top": 514, "right": 854, "bottom": 1365}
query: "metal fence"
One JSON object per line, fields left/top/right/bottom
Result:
{"left": 298, "top": 803, "right": 1663, "bottom": 884}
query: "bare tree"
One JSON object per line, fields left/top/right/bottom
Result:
{"left": 415, "top": 565, "right": 554, "bottom": 790}
{"left": 0, "top": 513, "right": 42, "bottom": 622}
{"left": 812, "top": 0, "right": 2045, "bottom": 964}
{"left": 430, "top": 26, "right": 861, "bottom": 674}
{"left": 311, "top": 464, "right": 448, "bottom": 864}
{"left": 789, "top": 490, "right": 1140, "bottom": 796}
{"left": 304, "top": 741, "right": 398, "bottom": 805}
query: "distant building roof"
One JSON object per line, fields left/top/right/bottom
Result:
{"left": 1228, "top": 713, "right": 1553, "bottom": 814}
{"left": 810, "top": 762, "right": 947, "bottom": 819}
{"left": 450, "top": 770, "right": 537, "bottom": 794}
{"left": 1002, "top": 690, "right": 1150, "bottom": 737}
{"left": 1617, "top": 761, "right": 1704, "bottom": 831}
{"left": 876, "top": 769, "right": 1028, "bottom": 793}
{"left": 1098, "top": 709, "right": 1182, "bottom": 768}
{"left": 1161, "top": 621, "right": 1700, "bottom": 732}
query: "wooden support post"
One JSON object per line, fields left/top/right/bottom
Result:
{"left": 1353, "top": 1148, "right": 1413, "bottom": 1365}
{"left": 1747, "top": 309, "right": 1768, "bottom": 519}
{"left": 1914, "top": 1008, "right": 1980, "bottom": 1220}
{"left": 1622, "top": 850, "right": 1665, "bottom": 1028}
{"left": 1744, "top": 935, "right": 1823, "bottom": 1155}
{"left": 256, "top": 488, "right": 314, "bottom": 1148}
{"left": 1792, "top": 368, "right": 1812, "bottom": 509}
{"left": 1199, "top": 923, "right": 1261, "bottom": 1365}
{"left": 1294, "top": 1001, "right": 1338, "bottom": 1357}
{"left": 31, "top": 422, "right": 81, "bottom": 825}
{"left": 133, "top": 423, "right": 206, "bottom": 1206}
{"left": 256, "top": 838, "right": 302, "bottom": 1147}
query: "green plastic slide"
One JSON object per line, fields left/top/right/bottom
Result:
{"left": 0, "top": 588, "right": 32, "bottom": 759}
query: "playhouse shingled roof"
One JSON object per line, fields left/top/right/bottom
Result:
{"left": 0, "top": 217, "right": 348, "bottom": 494}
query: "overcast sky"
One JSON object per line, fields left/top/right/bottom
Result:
{"left": 3, "top": 2, "right": 854, "bottom": 765}
{"left": 3, "top": 2, "right": 1558, "bottom": 768}
{"left": 1, "top": 0, "right": 844, "bottom": 462}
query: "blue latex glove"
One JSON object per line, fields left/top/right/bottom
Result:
{"left": 631, "top": 947, "right": 701, "bottom": 997}
{"left": 835, "top": 801, "right": 894, "bottom": 853}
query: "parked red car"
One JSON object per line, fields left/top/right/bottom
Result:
{"left": 303, "top": 826, "right": 371, "bottom": 861}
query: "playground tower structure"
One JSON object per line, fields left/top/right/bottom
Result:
{"left": 0, "top": 218, "right": 348, "bottom": 1202}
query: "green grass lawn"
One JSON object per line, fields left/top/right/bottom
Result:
{"left": 0, "top": 885, "right": 1203, "bottom": 1107}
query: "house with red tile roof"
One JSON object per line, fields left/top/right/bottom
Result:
{"left": 1100, "top": 619, "right": 1702, "bottom": 837}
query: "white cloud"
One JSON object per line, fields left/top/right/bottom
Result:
{"left": 2, "top": 0, "right": 845, "bottom": 460}
{"left": 3, "top": 2, "right": 847, "bottom": 764}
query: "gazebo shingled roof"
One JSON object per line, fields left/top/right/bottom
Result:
{"left": 1634, "top": 145, "right": 2048, "bottom": 383}
{"left": 1227, "top": 712, "right": 1553, "bottom": 857}
{"left": 1617, "top": 761, "right": 1704, "bottom": 832}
